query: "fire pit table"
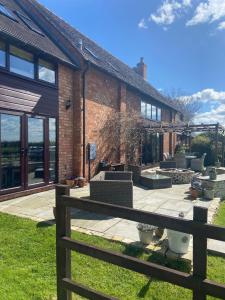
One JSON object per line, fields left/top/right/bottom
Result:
{"left": 156, "top": 168, "right": 195, "bottom": 184}
{"left": 140, "top": 173, "right": 172, "bottom": 189}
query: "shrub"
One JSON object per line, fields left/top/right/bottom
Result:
{"left": 191, "top": 135, "right": 216, "bottom": 166}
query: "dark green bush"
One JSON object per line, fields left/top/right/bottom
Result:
{"left": 191, "top": 135, "right": 216, "bottom": 166}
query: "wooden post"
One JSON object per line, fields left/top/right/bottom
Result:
{"left": 56, "top": 185, "right": 72, "bottom": 300}
{"left": 193, "top": 206, "right": 208, "bottom": 300}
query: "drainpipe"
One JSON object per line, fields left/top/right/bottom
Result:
{"left": 82, "top": 61, "right": 90, "bottom": 179}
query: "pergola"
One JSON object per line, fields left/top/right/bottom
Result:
{"left": 144, "top": 122, "right": 225, "bottom": 165}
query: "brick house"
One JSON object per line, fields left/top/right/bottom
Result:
{"left": 0, "top": 0, "right": 181, "bottom": 201}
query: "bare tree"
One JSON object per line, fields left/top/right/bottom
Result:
{"left": 100, "top": 111, "right": 145, "bottom": 164}
{"left": 165, "top": 88, "right": 202, "bottom": 123}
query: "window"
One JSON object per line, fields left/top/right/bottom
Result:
{"left": 0, "top": 40, "right": 6, "bottom": 68}
{"left": 157, "top": 108, "right": 162, "bottom": 121}
{"left": 141, "top": 101, "right": 146, "bottom": 117}
{"left": 16, "top": 11, "right": 44, "bottom": 36}
{"left": 0, "top": 3, "right": 17, "bottom": 20}
{"left": 10, "top": 46, "right": 34, "bottom": 79}
{"left": 152, "top": 106, "right": 157, "bottom": 120}
{"left": 146, "top": 103, "right": 151, "bottom": 119}
{"left": 38, "top": 59, "right": 56, "bottom": 84}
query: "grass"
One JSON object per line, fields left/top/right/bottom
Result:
{"left": 0, "top": 212, "right": 224, "bottom": 300}
{"left": 213, "top": 200, "right": 225, "bottom": 226}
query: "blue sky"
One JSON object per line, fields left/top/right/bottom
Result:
{"left": 38, "top": 0, "right": 225, "bottom": 124}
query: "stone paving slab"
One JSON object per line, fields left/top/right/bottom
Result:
{"left": 0, "top": 183, "right": 223, "bottom": 259}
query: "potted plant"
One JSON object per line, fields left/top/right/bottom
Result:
{"left": 77, "top": 176, "right": 86, "bottom": 188}
{"left": 189, "top": 187, "right": 198, "bottom": 199}
{"left": 167, "top": 212, "right": 191, "bottom": 254}
{"left": 137, "top": 223, "right": 156, "bottom": 244}
{"left": 209, "top": 167, "right": 217, "bottom": 180}
{"left": 66, "top": 176, "right": 75, "bottom": 188}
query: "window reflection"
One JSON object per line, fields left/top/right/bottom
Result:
{"left": 1, "top": 114, "right": 21, "bottom": 189}
{"left": 10, "top": 46, "right": 34, "bottom": 79}
{"left": 0, "top": 40, "right": 6, "bottom": 68}
{"left": 49, "top": 118, "right": 56, "bottom": 181}
{"left": 28, "top": 117, "right": 44, "bottom": 185}
{"left": 38, "top": 59, "right": 56, "bottom": 84}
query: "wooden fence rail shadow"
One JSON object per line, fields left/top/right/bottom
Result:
{"left": 55, "top": 185, "right": 225, "bottom": 300}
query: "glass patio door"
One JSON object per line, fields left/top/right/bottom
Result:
{"left": 0, "top": 112, "right": 57, "bottom": 194}
{"left": 27, "top": 117, "right": 45, "bottom": 186}
{"left": 0, "top": 113, "right": 22, "bottom": 190}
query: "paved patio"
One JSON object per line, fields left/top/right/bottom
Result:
{"left": 0, "top": 183, "right": 223, "bottom": 256}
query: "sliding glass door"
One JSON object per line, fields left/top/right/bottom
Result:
{"left": 0, "top": 112, "right": 57, "bottom": 194}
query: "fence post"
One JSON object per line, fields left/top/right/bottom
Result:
{"left": 56, "top": 185, "right": 71, "bottom": 300}
{"left": 193, "top": 206, "right": 208, "bottom": 300}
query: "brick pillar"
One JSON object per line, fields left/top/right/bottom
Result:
{"left": 58, "top": 65, "right": 75, "bottom": 182}
{"left": 73, "top": 71, "right": 83, "bottom": 177}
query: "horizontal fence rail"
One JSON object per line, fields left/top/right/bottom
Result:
{"left": 55, "top": 185, "right": 225, "bottom": 300}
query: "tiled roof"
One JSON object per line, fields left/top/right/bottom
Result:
{"left": 0, "top": 0, "right": 73, "bottom": 66}
{"left": 3, "top": 0, "right": 178, "bottom": 111}
{"left": 27, "top": 0, "right": 178, "bottom": 110}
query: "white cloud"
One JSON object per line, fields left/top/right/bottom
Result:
{"left": 181, "top": 88, "right": 225, "bottom": 103}
{"left": 186, "top": 0, "right": 225, "bottom": 27}
{"left": 138, "top": 18, "right": 148, "bottom": 29}
{"left": 181, "top": 89, "right": 225, "bottom": 125}
{"left": 218, "top": 20, "right": 225, "bottom": 30}
{"left": 150, "top": 0, "right": 191, "bottom": 26}
{"left": 194, "top": 105, "right": 225, "bottom": 125}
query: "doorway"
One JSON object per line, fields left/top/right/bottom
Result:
{"left": 0, "top": 112, "right": 57, "bottom": 194}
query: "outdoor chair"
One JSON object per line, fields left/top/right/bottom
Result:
{"left": 191, "top": 153, "right": 207, "bottom": 172}
{"left": 90, "top": 171, "right": 133, "bottom": 207}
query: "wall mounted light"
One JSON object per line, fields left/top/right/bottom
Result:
{"left": 65, "top": 99, "right": 71, "bottom": 110}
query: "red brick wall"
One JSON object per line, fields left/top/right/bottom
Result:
{"left": 85, "top": 67, "right": 120, "bottom": 177}
{"left": 58, "top": 64, "right": 180, "bottom": 181}
{"left": 58, "top": 65, "right": 76, "bottom": 182}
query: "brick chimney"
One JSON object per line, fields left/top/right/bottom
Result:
{"left": 133, "top": 57, "right": 147, "bottom": 80}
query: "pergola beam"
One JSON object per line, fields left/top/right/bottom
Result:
{"left": 144, "top": 122, "right": 225, "bottom": 136}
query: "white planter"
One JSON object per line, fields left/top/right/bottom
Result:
{"left": 167, "top": 229, "right": 190, "bottom": 254}
{"left": 138, "top": 230, "right": 154, "bottom": 244}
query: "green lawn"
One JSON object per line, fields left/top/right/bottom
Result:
{"left": 214, "top": 200, "right": 225, "bottom": 226}
{"left": 0, "top": 212, "right": 224, "bottom": 300}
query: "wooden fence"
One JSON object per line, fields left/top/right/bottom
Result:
{"left": 55, "top": 185, "right": 225, "bottom": 300}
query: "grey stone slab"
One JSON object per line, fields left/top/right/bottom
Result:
{"left": 160, "top": 200, "right": 193, "bottom": 213}
{"left": 208, "top": 239, "right": 225, "bottom": 255}
{"left": 105, "top": 219, "right": 139, "bottom": 241}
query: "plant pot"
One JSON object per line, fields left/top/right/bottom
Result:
{"left": 78, "top": 178, "right": 85, "bottom": 188}
{"left": 190, "top": 187, "right": 198, "bottom": 199}
{"left": 204, "top": 189, "right": 214, "bottom": 200}
{"left": 167, "top": 229, "right": 190, "bottom": 254}
{"left": 66, "top": 179, "right": 74, "bottom": 188}
{"left": 138, "top": 229, "right": 154, "bottom": 245}
{"left": 209, "top": 168, "right": 217, "bottom": 180}
{"left": 74, "top": 178, "right": 78, "bottom": 187}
